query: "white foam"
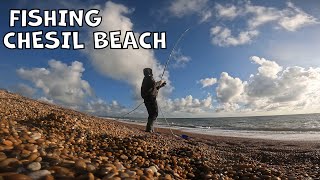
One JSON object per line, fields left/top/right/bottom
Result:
{"left": 179, "top": 128, "right": 320, "bottom": 141}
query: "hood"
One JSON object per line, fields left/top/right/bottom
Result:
{"left": 143, "top": 68, "right": 153, "bottom": 77}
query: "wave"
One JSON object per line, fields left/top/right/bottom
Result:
{"left": 119, "top": 119, "right": 320, "bottom": 132}
{"left": 219, "top": 127, "right": 320, "bottom": 132}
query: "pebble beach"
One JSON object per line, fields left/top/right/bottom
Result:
{"left": 0, "top": 90, "right": 320, "bottom": 180}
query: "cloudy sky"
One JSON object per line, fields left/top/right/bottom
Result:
{"left": 1, "top": 0, "right": 320, "bottom": 117}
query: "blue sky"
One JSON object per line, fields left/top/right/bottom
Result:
{"left": 1, "top": 0, "right": 320, "bottom": 117}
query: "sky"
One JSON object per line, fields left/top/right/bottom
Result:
{"left": 1, "top": 0, "right": 320, "bottom": 118}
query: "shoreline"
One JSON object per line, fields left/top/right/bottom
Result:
{"left": 113, "top": 119, "right": 320, "bottom": 149}
{"left": 112, "top": 118, "right": 320, "bottom": 144}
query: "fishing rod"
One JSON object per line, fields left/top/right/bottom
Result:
{"left": 160, "top": 28, "right": 190, "bottom": 80}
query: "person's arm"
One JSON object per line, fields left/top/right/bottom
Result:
{"left": 156, "top": 80, "right": 166, "bottom": 90}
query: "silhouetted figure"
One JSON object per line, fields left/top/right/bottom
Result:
{"left": 141, "top": 68, "right": 166, "bottom": 132}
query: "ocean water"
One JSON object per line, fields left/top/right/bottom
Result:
{"left": 117, "top": 113, "right": 320, "bottom": 141}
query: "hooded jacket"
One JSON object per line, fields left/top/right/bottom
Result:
{"left": 141, "top": 68, "right": 161, "bottom": 101}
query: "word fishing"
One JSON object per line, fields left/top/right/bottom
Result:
{"left": 3, "top": 10, "right": 167, "bottom": 50}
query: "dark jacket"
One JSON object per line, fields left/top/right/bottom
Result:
{"left": 141, "top": 68, "right": 161, "bottom": 101}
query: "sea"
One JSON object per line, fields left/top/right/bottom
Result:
{"left": 114, "top": 113, "right": 320, "bottom": 141}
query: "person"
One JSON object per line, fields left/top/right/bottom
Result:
{"left": 141, "top": 68, "right": 166, "bottom": 132}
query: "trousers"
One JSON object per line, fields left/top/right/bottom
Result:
{"left": 144, "top": 99, "right": 158, "bottom": 132}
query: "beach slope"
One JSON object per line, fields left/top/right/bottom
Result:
{"left": 0, "top": 90, "right": 319, "bottom": 179}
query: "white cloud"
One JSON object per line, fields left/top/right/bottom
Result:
{"left": 216, "top": 72, "right": 244, "bottom": 103}
{"left": 200, "top": 10, "right": 212, "bottom": 23}
{"left": 242, "top": 2, "right": 282, "bottom": 29}
{"left": 17, "top": 60, "right": 93, "bottom": 106}
{"left": 10, "top": 83, "right": 36, "bottom": 97}
{"left": 278, "top": 2, "right": 319, "bottom": 31}
{"left": 85, "top": 99, "right": 128, "bottom": 117}
{"left": 250, "top": 56, "right": 282, "bottom": 79}
{"left": 215, "top": 56, "right": 320, "bottom": 114}
{"left": 86, "top": 1, "right": 172, "bottom": 100}
{"left": 168, "top": 0, "right": 212, "bottom": 22}
{"left": 198, "top": 77, "right": 217, "bottom": 88}
{"left": 210, "top": 26, "right": 259, "bottom": 46}
{"left": 162, "top": 95, "right": 213, "bottom": 113}
{"left": 169, "top": 0, "right": 208, "bottom": 17}
{"left": 215, "top": 4, "right": 238, "bottom": 20}
{"left": 211, "top": 1, "right": 318, "bottom": 47}
{"left": 278, "top": 13, "right": 318, "bottom": 32}
{"left": 38, "top": 97, "right": 54, "bottom": 104}
{"left": 171, "top": 49, "right": 191, "bottom": 68}
{"left": 216, "top": 1, "right": 318, "bottom": 31}
{"left": 16, "top": 58, "right": 130, "bottom": 117}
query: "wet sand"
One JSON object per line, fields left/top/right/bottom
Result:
{"left": 0, "top": 90, "right": 320, "bottom": 179}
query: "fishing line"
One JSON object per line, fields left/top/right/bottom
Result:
{"left": 115, "top": 101, "right": 144, "bottom": 120}
{"left": 157, "top": 18, "right": 223, "bottom": 136}
{"left": 158, "top": 104, "right": 177, "bottom": 137}
{"left": 160, "top": 28, "right": 191, "bottom": 80}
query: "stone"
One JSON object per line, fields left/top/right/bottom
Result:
{"left": 98, "top": 167, "right": 114, "bottom": 176}
{"left": 35, "top": 157, "right": 42, "bottom": 162}
{"left": 27, "top": 162, "right": 41, "bottom": 171}
{"left": 140, "top": 175, "right": 151, "bottom": 180}
{"left": 149, "top": 165, "right": 158, "bottom": 173}
{"left": 187, "top": 173, "right": 195, "bottom": 178}
{"left": 126, "top": 170, "right": 136, "bottom": 177}
{"left": 31, "top": 133, "right": 42, "bottom": 140}
{"left": 120, "top": 172, "right": 130, "bottom": 178}
{"left": 144, "top": 168, "right": 154, "bottom": 178}
{"left": 75, "top": 159, "right": 87, "bottom": 170}
{"left": 0, "top": 152, "right": 7, "bottom": 161}
{"left": 1, "top": 173, "right": 32, "bottom": 180}
{"left": 27, "top": 153, "right": 38, "bottom": 162}
{"left": 50, "top": 166, "right": 75, "bottom": 177}
{"left": 86, "top": 164, "right": 96, "bottom": 172}
{"left": 102, "top": 172, "right": 118, "bottom": 179}
{"left": 88, "top": 173, "right": 95, "bottom": 180}
{"left": 132, "top": 156, "right": 137, "bottom": 161}
{"left": 120, "top": 154, "right": 128, "bottom": 160}
{"left": 3, "top": 140, "right": 13, "bottom": 146}
{"left": 28, "top": 170, "right": 51, "bottom": 180}
{"left": 164, "top": 174, "right": 172, "bottom": 180}
{"left": 114, "top": 162, "right": 125, "bottom": 171}
{"left": 44, "top": 174, "right": 54, "bottom": 180}
{"left": 0, "top": 158, "right": 19, "bottom": 168}
{"left": 106, "top": 152, "right": 112, "bottom": 157}
{"left": 136, "top": 169, "right": 144, "bottom": 176}
{"left": 21, "top": 150, "right": 31, "bottom": 158}
{"left": 77, "top": 173, "right": 95, "bottom": 180}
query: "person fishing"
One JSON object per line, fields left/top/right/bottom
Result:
{"left": 141, "top": 68, "right": 166, "bottom": 133}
